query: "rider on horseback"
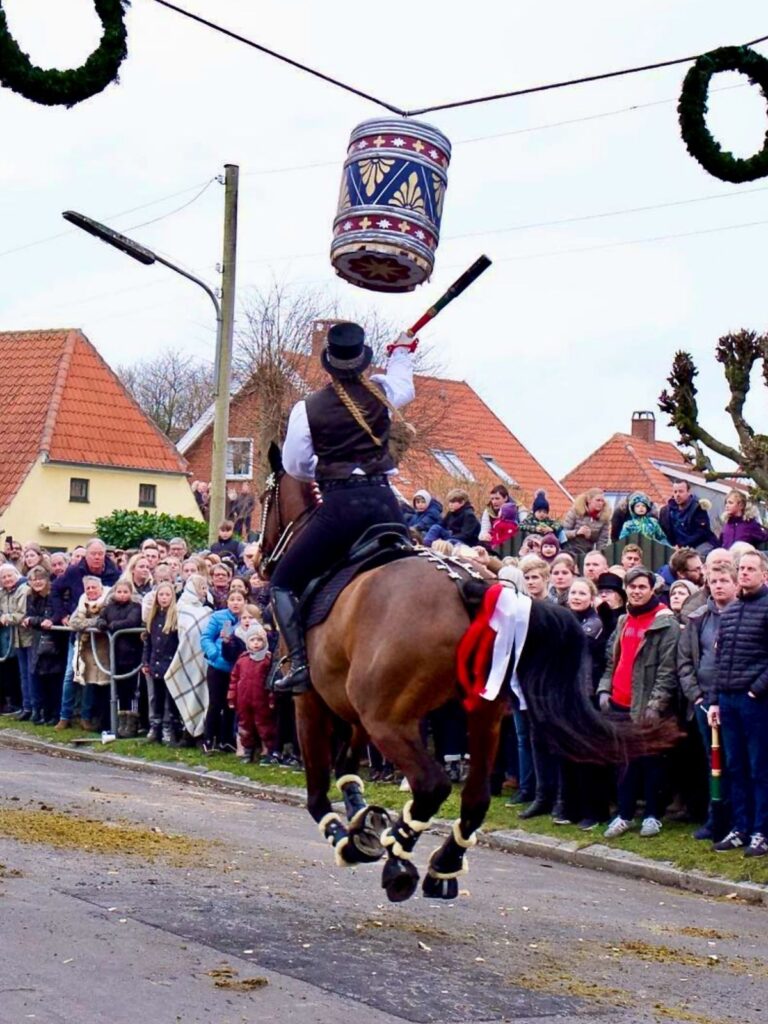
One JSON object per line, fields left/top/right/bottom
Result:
{"left": 270, "top": 321, "right": 417, "bottom": 694}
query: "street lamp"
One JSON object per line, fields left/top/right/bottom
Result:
{"left": 62, "top": 164, "right": 239, "bottom": 545}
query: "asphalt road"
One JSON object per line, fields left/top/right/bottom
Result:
{"left": 0, "top": 746, "right": 765, "bottom": 1024}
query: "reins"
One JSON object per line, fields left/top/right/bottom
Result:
{"left": 259, "top": 472, "right": 320, "bottom": 576}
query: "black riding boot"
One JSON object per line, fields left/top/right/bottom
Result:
{"left": 271, "top": 588, "right": 311, "bottom": 694}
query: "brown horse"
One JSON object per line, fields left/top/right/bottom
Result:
{"left": 259, "top": 445, "right": 668, "bottom": 903}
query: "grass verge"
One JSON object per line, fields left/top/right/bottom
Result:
{"left": 1, "top": 717, "right": 767, "bottom": 886}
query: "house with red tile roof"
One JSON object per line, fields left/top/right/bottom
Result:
{"left": 179, "top": 320, "right": 571, "bottom": 517}
{"left": 561, "top": 411, "right": 749, "bottom": 520}
{"left": 0, "top": 329, "right": 201, "bottom": 548}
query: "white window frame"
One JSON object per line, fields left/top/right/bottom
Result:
{"left": 430, "top": 448, "right": 476, "bottom": 481}
{"left": 226, "top": 438, "right": 254, "bottom": 480}
{"left": 479, "top": 454, "right": 518, "bottom": 487}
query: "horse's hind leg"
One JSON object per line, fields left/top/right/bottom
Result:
{"left": 294, "top": 691, "right": 355, "bottom": 867}
{"left": 422, "top": 698, "right": 506, "bottom": 900}
{"left": 334, "top": 725, "right": 389, "bottom": 864}
{"left": 366, "top": 720, "right": 452, "bottom": 903}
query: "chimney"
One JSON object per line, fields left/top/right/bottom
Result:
{"left": 310, "top": 318, "right": 346, "bottom": 358}
{"left": 631, "top": 410, "right": 656, "bottom": 444}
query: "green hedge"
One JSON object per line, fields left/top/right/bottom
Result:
{"left": 94, "top": 510, "right": 208, "bottom": 551}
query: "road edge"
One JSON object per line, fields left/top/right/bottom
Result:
{"left": 2, "top": 730, "right": 766, "bottom": 906}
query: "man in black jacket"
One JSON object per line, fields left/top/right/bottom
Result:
{"left": 709, "top": 550, "right": 768, "bottom": 857}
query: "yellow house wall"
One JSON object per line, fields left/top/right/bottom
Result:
{"left": 0, "top": 460, "right": 202, "bottom": 549}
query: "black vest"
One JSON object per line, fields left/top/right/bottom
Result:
{"left": 305, "top": 381, "right": 395, "bottom": 481}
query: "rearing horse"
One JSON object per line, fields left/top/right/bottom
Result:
{"left": 259, "top": 445, "right": 666, "bottom": 903}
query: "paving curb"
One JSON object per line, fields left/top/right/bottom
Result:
{"left": 2, "top": 730, "right": 767, "bottom": 906}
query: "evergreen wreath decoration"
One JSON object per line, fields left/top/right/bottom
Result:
{"left": 679, "top": 45, "right": 768, "bottom": 183}
{"left": 0, "top": 0, "right": 129, "bottom": 107}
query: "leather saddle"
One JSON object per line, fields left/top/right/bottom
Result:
{"left": 299, "top": 522, "right": 415, "bottom": 631}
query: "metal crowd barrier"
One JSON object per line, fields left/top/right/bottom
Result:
{"left": 0, "top": 625, "right": 144, "bottom": 737}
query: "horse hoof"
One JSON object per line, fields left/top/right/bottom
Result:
{"left": 422, "top": 872, "right": 459, "bottom": 900}
{"left": 381, "top": 857, "right": 419, "bottom": 903}
{"left": 349, "top": 805, "right": 390, "bottom": 862}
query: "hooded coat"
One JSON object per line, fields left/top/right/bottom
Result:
{"left": 720, "top": 503, "right": 768, "bottom": 549}
{"left": 618, "top": 491, "right": 672, "bottom": 545}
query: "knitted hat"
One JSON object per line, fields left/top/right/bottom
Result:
{"left": 246, "top": 623, "right": 267, "bottom": 644}
{"left": 596, "top": 571, "right": 625, "bottom": 595}
{"left": 669, "top": 579, "right": 699, "bottom": 599}
{"left": 499, "top": 501, "right": 519, "bottom": 523}
{"left": 628, "top": 491, "right": 652, "bottom": 514}
{"left": 413, "top": 489, "right": 432, "bottom": 505}
{"left": 540, "top": 532, "right": 559, "bottom": 549}
{"left": 532, "top": 490, "right": 549, "bottom": 513}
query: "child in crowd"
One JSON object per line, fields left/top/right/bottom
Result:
{"left": 227, "top": 623, "right": 278, "bottom": 764}
{"left": 404, "top": 489, "right": 443, "bottom": 534}
{"left": 489, "top": 501, "right": 519, "bottom": 550}
{"left": 141, "top": 582, "right": 180, "bottom": 744}
{"left": 201, "top": 587, "right": 246, "bottom": 754}
{"left": 539, "top": 533, "right": 560, "bottom": 563}
{"left": 619, "top": 492, "right": 671, "bottom": 545}
{"left": 422, "top": 489, "right": 481, "bottom": 547}
{"left": 210, "top": 520, "right": 245, "bottom": 562}
{"left": 518, "top": 491, "right": 564, "bottom": 540}
{"left": 97, "top": 580, "right": 143, "bottom": 718}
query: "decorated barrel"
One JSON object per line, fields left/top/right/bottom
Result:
{"left": 330, "top": 118, "right": 452, "bottom": 293}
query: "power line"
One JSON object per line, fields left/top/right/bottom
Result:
{"left": 150, "top": 0, "right": 405, "bottom": 114}
{"left": 0, "top": 177, "right": 215, "bottom": 260}
{"left": 124, "top": 177, "right": 217, "bottom": 230}
{"left": 238, "top": 82, "right": 745, "bottom": 179}
{"left": 148, "top": 1, "right": 768, "bottom": 117}
{"left": 447, "top": 183, "right": 768, "bottom": 240}
{"left": 407, "top": 33, "right": 768, "bottom": 116}
{"left": 238, "top": 182, "right": 768, "bottom": 265}
{"left": 485, "top": 215, "right": 768, "bottom": 264}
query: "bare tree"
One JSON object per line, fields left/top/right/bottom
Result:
{"left": 658, "top": 329, "right": 768, "bottom": 496}
{"left": 116, "top": 349, "right": 215, "bottom": 442}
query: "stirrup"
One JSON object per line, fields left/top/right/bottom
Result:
{"left": 271, "top": 656, "right": 311, "bottom": 695}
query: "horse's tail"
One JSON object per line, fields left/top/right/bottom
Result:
{"left": 517, "top": 601, "right": 679, "bottom": 764}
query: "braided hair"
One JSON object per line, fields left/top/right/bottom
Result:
{"left": 330, "top": 375, "right": 416, "bottom": 451}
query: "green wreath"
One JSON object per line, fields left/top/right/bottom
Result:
{"left": 0, "top": 0, "right": 129, "bottom": 107}
{"left": 679, "top": 45, "right": 768, "bottom": 183}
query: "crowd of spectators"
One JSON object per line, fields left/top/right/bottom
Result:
{"left": 402, "top": 478, "right": 768, "bottom": 858}
{"left": 1, "top": 475, "right": 767, "bottom": 858}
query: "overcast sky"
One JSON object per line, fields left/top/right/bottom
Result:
{"left": 2, "top": 0, "right": 767, "bottom": 481}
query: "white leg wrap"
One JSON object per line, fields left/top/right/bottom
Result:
{"left": 402, "top": 800, "right": 432, "bottom": 833}
{"left": 452, "top": 819, "right": 478, "bottom": 849}
{"left": 337, "top": 773, "right": 365, "bottom": 794}
{"left": 333, "top": 835, "right": 352, "bottom": 868}
{"left": 318, "top": 811, "right": 345, "bottom": 838}
{"left": 381, "top": 828, "right": 414, "bottom": 861}
{"left": 426, "top": 846, "right": 469, "bottom": 880}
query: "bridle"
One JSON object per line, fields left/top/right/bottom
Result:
{"left": 259, "top": 471, "right": 320, "bottom": 577}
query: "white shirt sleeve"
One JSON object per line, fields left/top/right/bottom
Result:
{"left": 282, "top": 401, "right": 317, "bottom": 482}
{"left": 282, "top": 350, "right": 415, "bottom": 481}
{"left": 370, "top": 347, "right": 415, "bottom": 409}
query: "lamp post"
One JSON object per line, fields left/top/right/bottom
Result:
{"left": 63, "top": 164, "right": 239, "bottom": 545}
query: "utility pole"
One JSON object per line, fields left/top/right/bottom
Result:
{"left": 208, "top": 163, "right": 239, "bottom": 545}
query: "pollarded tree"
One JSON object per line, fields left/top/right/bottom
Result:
{"left": 658, "top": 329, "right": 768, "bottom": 497}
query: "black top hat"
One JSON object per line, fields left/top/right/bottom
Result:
{"left": 321, "top": 322, "right": 373, "bottom": 378}
{"left": 596, "top": 571, "right": 626, "bottom": 596}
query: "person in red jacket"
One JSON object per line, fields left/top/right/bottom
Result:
{"left": 227, "top": 624, "right": 278, "bottom": 764}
